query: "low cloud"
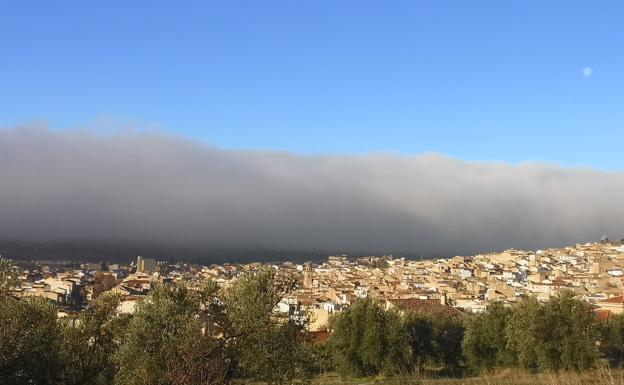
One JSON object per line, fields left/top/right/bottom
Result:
{"left": 583, "top": 66, "right": 593, "bottom": 77}
{"left": 0, "top": 126, "right": 622, "bottom": 257}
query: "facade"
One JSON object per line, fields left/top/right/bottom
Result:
{"left": 136, "top": 256, "right": 157, "bottom": 273}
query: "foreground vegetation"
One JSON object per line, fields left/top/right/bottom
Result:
{"left": 1, "top": 258, "right": 311, "bottom": 385}
{"left": 2, "top": 257, "right": 624, "bottom": 384}
{"left": 308, "top": 368, "right": 624, "bottom": 385}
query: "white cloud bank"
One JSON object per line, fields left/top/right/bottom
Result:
{"left": 0, "top": 126, "right": 622, "bottom": 256}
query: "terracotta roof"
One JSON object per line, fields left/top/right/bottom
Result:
{"left": 594, "top": 309, "right": 611, "bottom": 322}
{"left": 123, "top": 295, "right": 145, "bottom": 302}
{"left": 388, "top": 298, "right": 464, "bottom": 317}
{"left": 599, "top": 295, "right": 624, "bottom": 304}
{"left": 303, "top": 331, "right": 331, "bottom": 344}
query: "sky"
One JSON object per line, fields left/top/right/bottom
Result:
{"left": 1, "top": 2, "right": 624, "bottom": 257}
{"left": 1, "top": 1, "right": 623, "bottom": 169}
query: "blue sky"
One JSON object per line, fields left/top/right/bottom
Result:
{"left": 1, "top": 1, "right": 623, "bottom": 169}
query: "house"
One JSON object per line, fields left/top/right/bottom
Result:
{"left": 596, "top": 295, "right": 624, "bottom": 315}
{"left": 385, "top": 298, "right": 464, "bottom": 317}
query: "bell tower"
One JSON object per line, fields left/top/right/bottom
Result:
{"left": 303, "top": 262, "right": 313, "bottom": 290}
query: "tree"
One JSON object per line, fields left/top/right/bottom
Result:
{"left": 506, "top": 292, "right": 599, "bottom": 371}
{"left": 601, "top": 313, "right": 624, "bottom": 367}
{"left": 331, "top": 298, "right": 379, "bottom": 376}
{"left": 506, "top": 296, "right": 542, "bottom": 371}
{"left": 59, "top": 293, "right": 126, "bottom": 385}
{"left": 164, "top": 328, "right": 230, "bottom": 385}
{"left": 308, "top": 339, "right": 335, "bottom": 375}
{"left": 114, "top": 283, "right": 229, "bottom": 385}
{"left": 0, "top": 257, "right": 18, "bottom": 298}
{"left": 331, "top": 298, "right": 409, "bottom": 376}
{"left": 543, "top": 291, "right": 598, "bottom": 370}
{"left": 224, "top": 268, "right": 311, "bottom": 384}
{"left": 0, "top": 296, "right": 61, "bottom": 385}
{"left": 91, "top": 272, "right": 117, "bottom": 299}
{"left": 430, "top": 312, "right": 464, "bottom": 369}
{"left": 382, "top": 309, "right": 411, "bottom": 375}
{"left": 115, "top": 271, "right": 311, "bottom": 385}
{"left": 402, "top": 312, "right": 434, "bottom": 371}
{"left": 463, "top": 302, "right": 515, "bottom": 372}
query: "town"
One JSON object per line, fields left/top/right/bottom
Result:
{"left": 8, "top": 236, "right": 624, "bottom": 327}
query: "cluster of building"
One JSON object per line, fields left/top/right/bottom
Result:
{"left": 7, "top": 239, "right": 624, "bottom": 328}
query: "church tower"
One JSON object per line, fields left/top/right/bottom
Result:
{"left": 303, "top": 262, "right": 313, "bottom": 290}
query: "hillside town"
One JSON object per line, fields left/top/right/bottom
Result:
{"left": 7, "top": 238, "right": 624, "bottom": 329}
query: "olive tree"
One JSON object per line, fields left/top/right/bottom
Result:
{"left": 114, "top": 283, "right": 229, "bottom": 385}
{"left": 463, "top": 302, "right": 515, "bottom": 372}
{"left": 0, "top": 296, "right": 61, "bottom": 385}
{"left": 223, "top": 268, "right": 311, "bottom": 384}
